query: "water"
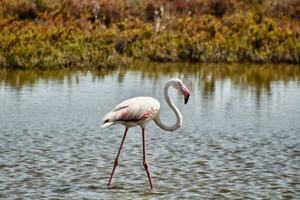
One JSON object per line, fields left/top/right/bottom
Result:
{"left": 0, "top": 63, "right": 300, "bottom": 199}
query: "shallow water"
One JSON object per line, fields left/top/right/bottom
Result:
{"left": 1, "top": 63, "right": 300, "bottom": 199}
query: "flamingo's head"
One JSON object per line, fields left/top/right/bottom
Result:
{"left": 171, "top": 78, "right": 190, "bottom": 104}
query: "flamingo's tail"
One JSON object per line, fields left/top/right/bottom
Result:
{"left": 101, "top": 111, "right": 116, "bottom": 128}
{"left": 101, "top": 122, "right": 114, "bottom": 128}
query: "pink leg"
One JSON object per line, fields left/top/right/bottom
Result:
{"left": 107, "top": 127, "right": 128, "bottom": 187}
{"left": 142, "top": 128, "right": 153, "bottom": 189}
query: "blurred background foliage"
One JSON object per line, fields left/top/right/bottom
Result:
{"left": 0, "top": 0, "right": 299, "bottom": 69}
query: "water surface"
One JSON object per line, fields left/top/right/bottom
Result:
{"left": 1, "top": 63, "right": 300, "bottom": 199}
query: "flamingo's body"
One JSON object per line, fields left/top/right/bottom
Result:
{"left": 101, "top": 96, "right": 160, "bottom": 128}
{"left": 101, "top": 78, "right": 190, "bottom": 189}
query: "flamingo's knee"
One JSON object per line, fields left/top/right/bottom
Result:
{"left": 143, "top": 161, "right": 149, "bottom": 170}
{"left": 114, "top": 158, "right": 119, "bottom": 167}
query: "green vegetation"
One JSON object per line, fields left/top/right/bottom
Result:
{"left": 0, "top": 0, "right": 300, "bottom": 69}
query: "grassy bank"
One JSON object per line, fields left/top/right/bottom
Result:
{"left": 0, "top": 0, "right": 300, "bottom": 69}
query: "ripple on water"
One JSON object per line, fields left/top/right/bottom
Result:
{"left": 1, "top": 68, "right": 300, "bottom": 199}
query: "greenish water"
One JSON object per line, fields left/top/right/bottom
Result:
{"left": 0, "top": 63, "right": 300, "bottom": 199}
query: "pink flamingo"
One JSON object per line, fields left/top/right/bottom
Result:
{"left": 101, "top": 78, "right": 190, "bottom": 189}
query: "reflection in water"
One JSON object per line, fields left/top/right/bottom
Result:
{"left": 131, "top": 62, "right": 300, "bottom": 102}
{"left": 0, "top": 68, "right": 117, "bottom": 91}
{"left": 1, "top": 63, "right": 300, "bottom": 101}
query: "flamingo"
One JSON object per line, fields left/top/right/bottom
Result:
{"left": 101, "top": 78, "right": 190, "bottom": 189}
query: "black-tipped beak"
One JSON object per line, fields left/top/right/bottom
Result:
{"left": 184, "top": 94, "right": 190, "bottom": 104}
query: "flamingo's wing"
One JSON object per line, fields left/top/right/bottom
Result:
{"left": 101, "top": 97, "right": 160, "bottom": 128}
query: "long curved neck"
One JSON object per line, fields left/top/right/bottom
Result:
{"left": 154, "top": 81, "right": 182, "bottom": 132}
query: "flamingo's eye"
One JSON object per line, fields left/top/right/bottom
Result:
{"left": 104, "top": 119, "right": 109, "bottom": 123}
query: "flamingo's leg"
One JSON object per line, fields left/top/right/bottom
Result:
{"left": 142, "top": 128, "right": 153, "bottom": 190}
{"left": 107, "top": 127, "right": 128, "bottom": 187}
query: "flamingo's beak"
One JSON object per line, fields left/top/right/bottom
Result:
{"left": 184, "top": 94, "right": 190, "bottom": 104}
{"left": 181, "top": 84, "right": 190, "bottom": 104}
